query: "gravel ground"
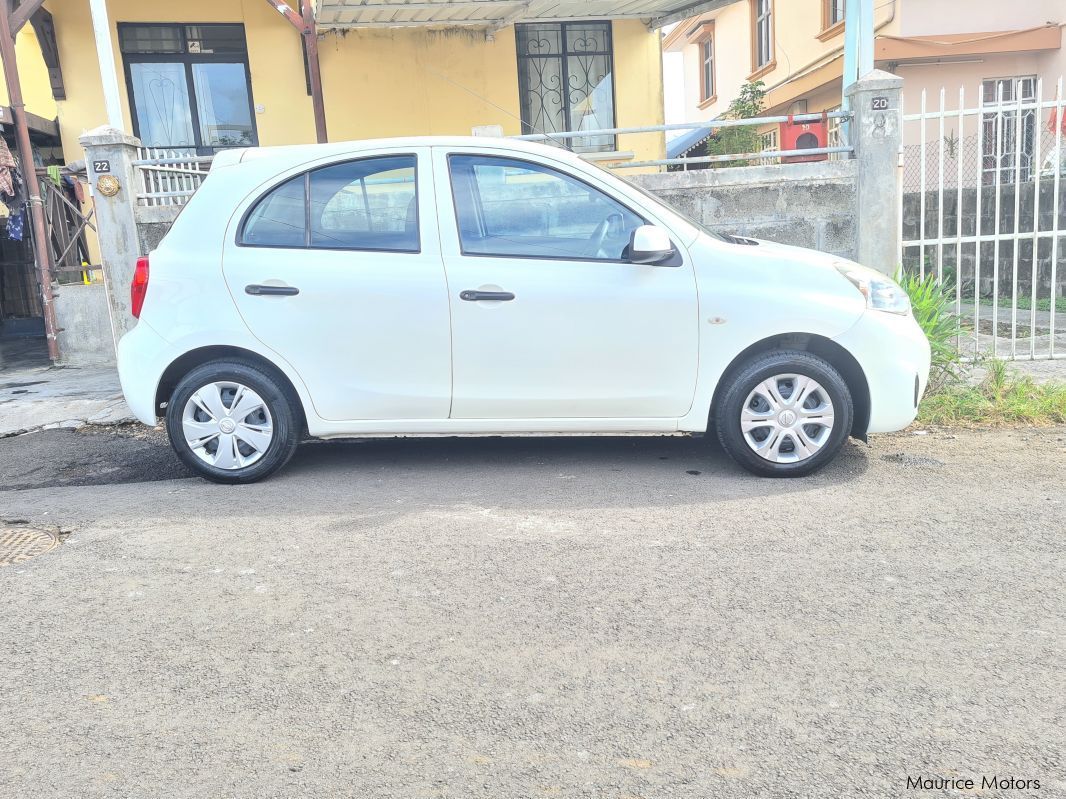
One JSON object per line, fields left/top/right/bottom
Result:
{"left": 0, "top": 427, "right": 1063, "bottom": 798}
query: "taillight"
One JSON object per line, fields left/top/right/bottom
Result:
{"left": 131, "top": 256, "right": 150, "bottom": 318}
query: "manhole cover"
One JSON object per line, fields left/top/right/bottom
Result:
{"left": 0, "top": 527, "right": 59, "bottom": 566}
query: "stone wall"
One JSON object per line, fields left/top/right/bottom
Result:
{"left": 53, "top": 282, "right": 115, "bottom": 366}
{"left": 902, "top": 182, "right": 1066, "bottom": 298}
{"left": 135, "top": 206, "right": 182, "bottom": 257}
{"left": 630, "top": 160, "right": 859, "bottom": 260}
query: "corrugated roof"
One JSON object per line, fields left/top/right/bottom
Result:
{"left": 666, "top": 123, "right": 714, "bottom": 158}
{"left": 314, "top": 0, "right": 738, "bottom": 30}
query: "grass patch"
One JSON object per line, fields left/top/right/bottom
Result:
{"left": 977, "top": 296, "right": 1066, "bottom": 313}
{"left": 900, "top": 273, "right": 1066, "bottom": 427}
{"left": 918, "top": 360, "right": 1066, "bottom": 427}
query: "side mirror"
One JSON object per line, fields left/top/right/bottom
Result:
{"left": 628, "top": 225, "right": 676, "bottom": 265}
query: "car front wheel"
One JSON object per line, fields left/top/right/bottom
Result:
{"left": 715, "top": 350, "right": 854, "bottom": 477}
{"left": 165, "top": 360, "right": 301, "bottom": 484}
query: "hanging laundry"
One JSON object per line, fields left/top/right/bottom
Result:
{"left": 47, "top": 164, "right": 62, "bottom": 185}
{"left": 7, "top": 207, "right": 25, "bottom": 241}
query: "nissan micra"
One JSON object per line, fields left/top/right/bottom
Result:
{"left": 117, "top": 137, "right": 930, "bottom": 483}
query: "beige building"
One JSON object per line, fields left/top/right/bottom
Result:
{"left": 664, "top": 0, "right": 1065, "bottom": 170}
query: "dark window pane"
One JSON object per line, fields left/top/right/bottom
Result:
{"left": 119, "top": 25, "right": 183, "bottom": 54}
{"left": 129, "top": 62, "right": 195, "bottom": 148}
{"left": 517, "top": 24, "right": 562, "bottom": 56}
{"left": 192, "top": 63, "right": 256, "bottom": 148}
{"left": 309, "top": 157, "right": 418, "bottom": 251}
{"left": 449, "top": 155, "right": 643, "bottom": 261}
{"left": 185, "top": 25, "right": 247, "bottom": 55}
{"left": 242, "top": 176, "right": 307, "bottom": 247}
{"left": 519, "top": 56, "right": 565, "bottom": 136}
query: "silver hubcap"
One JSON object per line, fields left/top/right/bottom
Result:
{"left": 741, "top": 374, "right": 835, "bottom": 464}
{"left": 182, "top": 381, "right": 274, "bottom": 470}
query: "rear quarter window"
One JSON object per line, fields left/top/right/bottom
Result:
{"left": 240, "top": 174, "right": 307, "bottom": 247}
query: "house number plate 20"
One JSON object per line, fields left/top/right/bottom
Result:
{"left": 871, "top": 97, "right": 889, "bottom": 111}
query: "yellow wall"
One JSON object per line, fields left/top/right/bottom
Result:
{"left": 45, "top": 0, "right": 314, "bottom": 164}
{"left": 320, "top": 20, "right": 663, "bottom": 163}
{"left": 43, "top": 2, "right": 664, "bottom": 165}
{"left": 0, "top": 22, "right": 58, "bottom": 120}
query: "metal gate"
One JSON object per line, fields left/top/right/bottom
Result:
{"left": 40, "top": 175, "right": 95, "bottom": 282}
{"left": 900, "top": 78, "right": 1065, "bottom": 361}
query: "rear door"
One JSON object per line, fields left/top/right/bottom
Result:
{"left": 222, "top": 148, "right": 452, "bottom": 422}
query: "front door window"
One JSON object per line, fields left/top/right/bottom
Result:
{"left": 120, "top": 23, "right": 257, "bottom": 155}
{"left": 448, "top": 155, "right": 643, "bottom": 261}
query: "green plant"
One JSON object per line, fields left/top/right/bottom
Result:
{"left": 917, "top": 361, "right": 1066, "bottom": 426}
{"left": 898, "top": 270, "right": 963, "bottom": 392}
{"left": 704, "top": 80, "right": 767, "bottom": 168}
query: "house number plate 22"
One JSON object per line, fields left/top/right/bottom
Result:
{"left": 92, "top": 160, "right": 111, "bottom": 174}
{"left": 871, "top": 97, "right": 889, "bottom": 111}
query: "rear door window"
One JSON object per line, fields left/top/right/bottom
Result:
{"left": 240, "top": 155, "right": 419, "bottom": 252}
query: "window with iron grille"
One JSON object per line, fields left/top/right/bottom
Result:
{"left": 981, "top": 76, "right": 1037, "bottom": 184}
{"left": 516, "top": 22, "right": 616, "bottom": 154}
{"left": 752, "top": 0, "right": 774, "bottom": 70}
{"left": 119, "top": 23, "right": 257, "bottom": 155}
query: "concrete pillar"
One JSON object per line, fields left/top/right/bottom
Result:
{"left": 846, "top": 69, "right": 903, "bottom": 274}
{"left": 79, "top": 126, "right": 142, "bottom": 343}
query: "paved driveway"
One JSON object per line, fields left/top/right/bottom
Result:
{"left": 1, "top": 428, "right": 1063, "bottom": 798}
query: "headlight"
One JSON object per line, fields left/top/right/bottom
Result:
{"left": 834, "top": 262, "right": 911, "bottom": 315}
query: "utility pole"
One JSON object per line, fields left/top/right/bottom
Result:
{"left": 0, "top": 0, "right": 58, "bottom": 361}
{"left": 842, "top": 0, "right": 875, "bottom": 141}
{"left": 266, "top": 0, "right": 327, "bottom": 143}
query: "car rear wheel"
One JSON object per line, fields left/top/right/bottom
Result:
{"left": 165, "top": 361, "right": 300, "bottom": 484}
{"left": 715, "top": 350, "right": 853, "bottom": 478}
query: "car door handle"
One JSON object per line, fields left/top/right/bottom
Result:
{"left": 460, "top": 290, "right": 515, "bottom": 302}
{"left": 246, "top": 284, "right": 300, "bottom": 297}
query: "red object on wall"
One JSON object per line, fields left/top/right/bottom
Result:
{"left": 779, "top": 117, "right": 828, "bottom": 163}
{"left": 1047, "top": 110, "right": 1066, "bottom": 135}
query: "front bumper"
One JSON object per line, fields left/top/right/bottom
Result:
{"left": 117, "top": 321, "right": 176, "bottom": 426}
{"left": 834, "top": 310, "right": 931, "bottom": 434}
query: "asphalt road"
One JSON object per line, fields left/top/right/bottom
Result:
{"left": 1, "top": 426, "right": 1063, "bottom": 798}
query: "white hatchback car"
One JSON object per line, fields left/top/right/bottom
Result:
{"left": 118, "top": 136, "right": 930, "bottom": 483}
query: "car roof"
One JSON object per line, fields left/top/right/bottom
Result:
{"left": 210, "top": 136, "right": 585, "bottom": 173}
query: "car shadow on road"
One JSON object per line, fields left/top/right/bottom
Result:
{"left": 0, "top": 428, "right": 871, "bottom": 511}
{"left": 278, "top": 433, "right": 872, "bottom": 511}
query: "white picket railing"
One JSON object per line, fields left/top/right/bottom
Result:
{"left": 901, "top": 79, "right": 1065, "bottom": 361}
{"left": 134, "top": 147, "right": 213, "bottom": 207}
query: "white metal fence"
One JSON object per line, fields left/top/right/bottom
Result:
{"left": 901, "top": 79, "right": 1065, "bottom": 361}
{"left": 129, "top": 114, "right": 854, "bottom": 208}
{"left": 515, "top": 111, "right": 854, "bottom": 170}
{"left": 134, "top": 147, "right": 213, "bottom": 207}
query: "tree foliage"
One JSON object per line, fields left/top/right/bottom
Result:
{"left": 703, "top": 80, "right": 767, "bottom": 168}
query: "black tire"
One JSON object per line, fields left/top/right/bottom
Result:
{"left": 715, "top": 350, "right": 853, "bottom": 478}
{"left": 165, "top": 360, "right": 301, "bottom": 484}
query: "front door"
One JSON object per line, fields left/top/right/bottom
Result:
{"left": 433, "top": 148, "right": 699, "bottom": 421}
{"left": 223, "top": 149, "right": 452, "bottom": 422}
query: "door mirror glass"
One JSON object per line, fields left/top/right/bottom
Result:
{"left": 628, "top": 225, "right": 675, "bottom": 265}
